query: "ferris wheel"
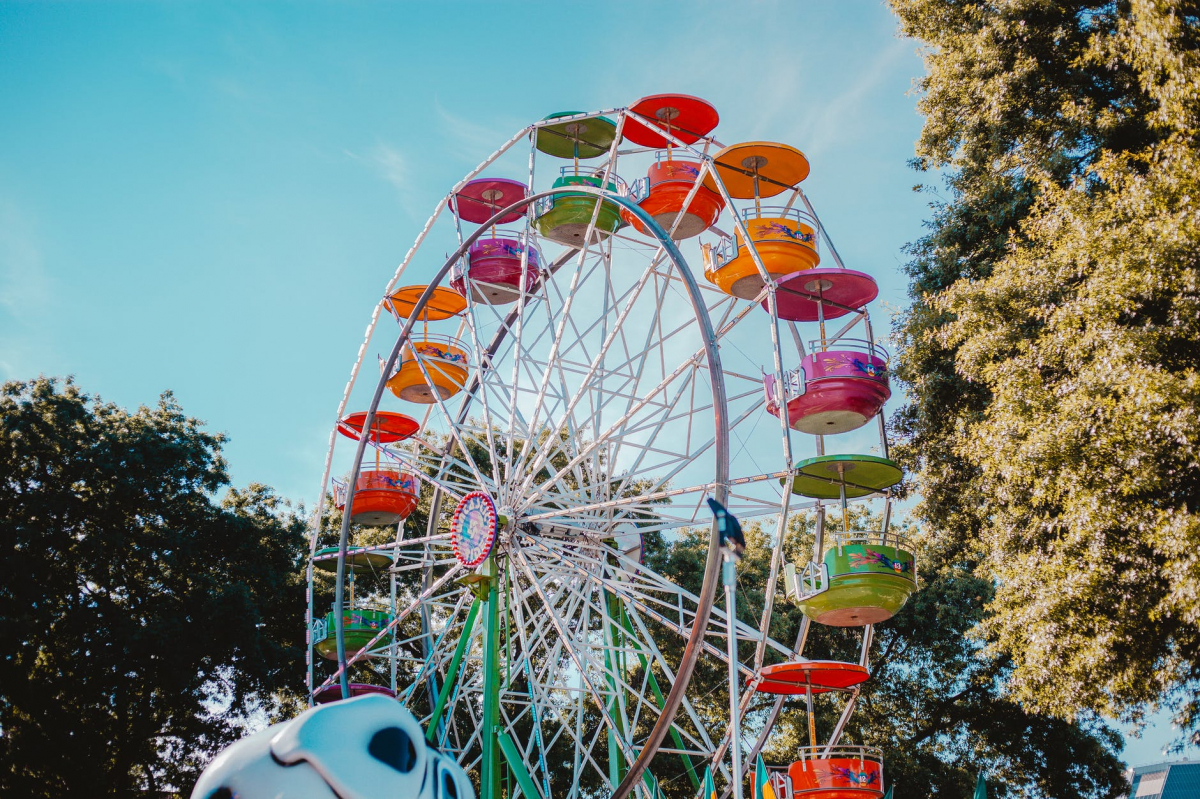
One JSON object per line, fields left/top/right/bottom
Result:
{"left": 305, "top": 94, "right": 917, "bottom": 799}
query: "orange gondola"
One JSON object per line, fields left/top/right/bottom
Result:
{"left": 385, "top": 335, "right": 470, "bottom": 403}
{"left": 705, "top": 207, "right": 821, "bottom": 299}
{"left": 333, "top": 464, "right": 420, "bottom": 526}
{"left": 383, "top": 286, "right": 470, "bottom": 403}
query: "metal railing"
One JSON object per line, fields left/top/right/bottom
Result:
{"left": 739, "top": 205, "right": 817, "bottom": 225}
{"left": 627, "top": 177, "right": 650, "bottom": 203}
{"left": 806, "top": 337, "right": 890, "bottom": 362}
{"left": 785, "top": 559, "right": 829, "bottom": 602}
{"left": 534, "top": 168, "right": 628, "bottom": 216}
{"left": 654, "top": 148, "right": 704, "bottom": 167}
{"left": 311, "top": 616, "right": 328, "bottom": 645}
{"left": 768, "top": 369, "right": 807, "bottom": 403}
{"left": 792, "top": 744, "right": 883, "bottom": 765}
{"left": 824, "top": 529, "right": 913, "bottom": 555}
{"left": 757, "top": 766, "right": 797, "bottom": 799}
{"left": 555, "top": 164, "right": 628, "bottom": 190}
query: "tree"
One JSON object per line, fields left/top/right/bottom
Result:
{"left": 890, "top": 0, "right": 1200, "bottom": 743}
{"left": 0, "top": 377, "right": 307, "bottom": 795}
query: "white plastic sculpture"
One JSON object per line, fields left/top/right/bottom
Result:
{"left": 192, "top": 694, "right": 475, "bottom": 799}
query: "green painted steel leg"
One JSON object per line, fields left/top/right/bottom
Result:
{"left": 602, "top": 593, "right": 667, "bottom": 799}
{"left": 482, "top": 559, "right": 502, "bottom": 799}
{"left": 618, "top": 604, "right": 701, "bottom": 791}
{"left": 426, "top": 597, "right": 481, "bottom": 744}
{"left": 498, "top": 730, "right": 543, "bottom": 799}
{"left": 603, "top": 591, "right": 628, "bottom": 787}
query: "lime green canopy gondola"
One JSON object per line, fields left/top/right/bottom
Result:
{"left": 535, "top": 112, "right": 618, "bottom": 159}
{"left": 312, "top": 545, "right": 395, "bottom": 573}
{"left": 785, "top": 453, "right": 902, "bottom": 499}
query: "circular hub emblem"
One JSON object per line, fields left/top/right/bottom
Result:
{"left": 450, "top": 491, "right": 498, "bottom": 568}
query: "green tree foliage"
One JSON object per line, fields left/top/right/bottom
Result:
{"left": 890, "top": 0, "right": 1200, "bottom": 742}
{"left": 0, "top": 378, "right": 307, "bottom": 795}
{"left": 644, "top": 515, "right": 1126, "bottom": 799}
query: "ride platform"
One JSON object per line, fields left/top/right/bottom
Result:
{"left": 787, "top": 746, "right": 884, "bottom": 799}
{"left": 796, "top": 531, "right": 917, "bottom": 627}
{"left": 387, "top": 335, "right": 470, "bottom": 403}
{"left": 314, "top": 608, "right": 392, "bottom": 660}
{"left": 623, "top": 151, "right": 725, "bottom": 239}
{"left": 332, "top": 466, "right": 420, "bottom": 525}
{"left": 534, "top": 169, "right": 624, "bottom": 245}
{"left": 451, "top": 237, "right": 541, "bottom": 305}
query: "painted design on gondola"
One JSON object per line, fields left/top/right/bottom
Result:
{"left": 414, "top": 344, "right": 467, "bottom": 364}
{"left": 849, "top": 548, "right": 912, "bottom": 574}
{"left": 851, "top": 358, "right": 887, "bottom": 378}
{"left": 817, "top": 355, "right": 851, "bottom": 372}
{"left": 477, "top": 241, "right": 526, "bottom": 258}
{"left": 754, "top": 222, "right": 816, "bottom": 244}
{"left": 379, "top": 474, "right": 416, "bottom": 492}
{"left": 663, "top": 162, "right": 700, "bottom": 179}
{"left": 815, "top": 765, "right": 881, "bottom": 787}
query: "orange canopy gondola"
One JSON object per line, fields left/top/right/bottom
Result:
{"left": 387, "top": 285, "right": 467, "bottom": 320}
{"left": 703, "top": 141, "right": 810, "bottom": 199}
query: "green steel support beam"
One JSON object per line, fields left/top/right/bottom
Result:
{"left": 498, "top": 730, "right": 544, "bottom": 799}
{"left": 426, "top": 597, "right": 481, "bottom": 744}
{"left": 602, "top": 593, "right": 667, "bottom": 799}
{"left": 620, "top": 604, "right": 701, "bottom": 791}
{"left": 482, "top": 559, "right": 502, "bottom": 799}
{"left": 603, "top": 591, "right": 628, "bottom": 787}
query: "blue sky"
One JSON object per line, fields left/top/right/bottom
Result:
{"left": 1, "top": 0, "right": 1191, "bottom": 768}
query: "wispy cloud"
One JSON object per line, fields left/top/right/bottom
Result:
{"left": 790, "top": 38, "right": 912, "bottom": 158}
{"left": 211, "top": 75, "right": 251, "bottom": 101}
{"left": 345, "top": 143, "right": 423, "bottom": 219}
{"left": 0, "top": 200, "right": 54, "bottom": 379}
{"left": 432, "top": 98, "right": 529, "bottom": 178}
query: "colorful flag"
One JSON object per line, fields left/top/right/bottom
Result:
{"left": 704, "top": 765, "right": 718, "bottom": 799}
{"left": 755, "top": 753, "right": 777, "bottom": 799}
{"left": 974, "top": 773, "right": 987, "bottom": 799}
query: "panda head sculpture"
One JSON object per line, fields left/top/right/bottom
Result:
{"left": 192, "top": 694, "right": 475, "bottom": 799}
